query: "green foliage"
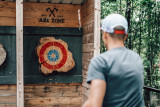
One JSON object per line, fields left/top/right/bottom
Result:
{"left": 101, "top": 0, "right": 160, "bottom": 106}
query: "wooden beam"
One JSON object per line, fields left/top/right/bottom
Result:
{"left": 72, "top": 0, "right": 83, "bottom": 4}
{"left": 5, "top": 0, "right": 14, "bottom": 1}
{"left": 93, "top": 0, "right": 100, "bottom": 56}
{"left": 28, "top": 0, "right": 37, "bottom": 2}
{"left": 39, "top": 0, "right": 49, "bottom": 2}
{"left": 62, "top": 0, "right": 72, "bottom": 4}
{"left": 16, "top": 0, "right": 24, "bottom": 107}
{"left": 51, "top": 0, "right": 60, "bottom": 3}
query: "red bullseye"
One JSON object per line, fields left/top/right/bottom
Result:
{"left": 39, "top": 41, "right": 67, "bottom": 70}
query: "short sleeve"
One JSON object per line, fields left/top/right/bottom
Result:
{"left": 87, "top": 57, "right": 106, "bottom": 84}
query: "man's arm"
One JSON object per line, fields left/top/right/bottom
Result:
{"left": 83, "top": 79, "right": 106, "bottom": 107}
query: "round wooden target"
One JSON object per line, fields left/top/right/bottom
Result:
{"left": 39, "top": 41, "right": 67, "bottom": 70}
{"left": 0, "top": 44, "right": 6, "bottom": 66}
{"left": 36, "top": 37, "right": 75, "bottom": 74}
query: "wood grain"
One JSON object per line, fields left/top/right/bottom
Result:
{"left": 0, "top": 44, "right": 6, "bottom": 66}
{"left": 82, "top": 43, "right": 94, "bottom": 53}
{"left": 93, "top": 0, "right": 101, "bottom": 56}
{"left": 16, "top": 0, "right": 24, "bottom": 107}
{"left": 0, "top": 84, "right": 82, "bottom": 107}
{"left": 0, "top": 1, "right": 80, "bottom": 27}
{"left": 82, "top": 52, "right": 94, "bottom": 62}
{"left": 81, "top": 0, "right": 95, "bottom": 105}
{"left": 36, "top": 37, "right": 75, "bottom": 74}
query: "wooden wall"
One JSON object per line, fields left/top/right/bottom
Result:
{"left": 81, "top": 0, "right": 94, "bottom": 104}
{"left": 0, "top": 84, "right": 82, "bottom": 107}
{"left": 81, "top": 0, "right": 100, "bottom": 105}
{"left": 0, "top": 0, "right": 101, "bottom": 106}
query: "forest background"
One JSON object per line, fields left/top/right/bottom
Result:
{"left": 101, "top": 0, "right": 160, "bottom": 106}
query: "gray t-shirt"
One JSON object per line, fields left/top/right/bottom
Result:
{"left": 87, "top": 47, "right": 144, "bottom": 107}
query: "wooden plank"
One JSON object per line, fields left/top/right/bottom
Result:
{"left": 82, "top": 33, "right": 94, "bottom": 44}
{"left": 82, "top": 43, "right": 94, "bottom": 53}
{"left": 24, "top": 97, "right": 81, "bottom": 105}
{"left": 0, "top": 89, "right": 16, "bottom": 96}
{"left": 23, "top": 2, "right": 81, "bottom": 10}
{"left": 24, "top": 85, "right": 81, "bottom": 98}
{"left": 81, "top": 3, "right": 94, "bottom": 18}
{"left": 82, "top": 52, "right": 93, "bottom": 61}
{"left": 82, "top": 78, "right": 90, "bottom": 89}
{"left": 0, "top": 1, "right": 15, "bottom": 9}
{"left": 82, "top": 61, "right": 90, "bottom": 71}
{"left": 40, "top": 0, "right": 49, "bottom": 2}
{"left": 82, "top": 86, "right": 90, "bottom": 97}
{"left": 93, "top": 0, "right": 101, "bottom": 56}
{"left": 0, "top": 26, "right": 83, "bottom": 36}
{"left": 0, "top": 104, "right": 16, "bottom": 107}
{"left": 24, "top": 85, "right": 81, "bottom": 91}
{"left": 81, "top": 0, "right": 94, "bottom": 8}
{"left": 0, "top": 17, "right": 79, "bottom": 27}
{"left": 0, "top": 1, "right": 81, "bottom": 12}
{"left": 71, "top": 0, "right": 83, "bottom": 4}
{"left": 0, "top": 6, "right": 78, "bottom": 18}
{"left": 0, "top": 96, "right": 17, "bottom": 103}
{"left": 51, "top": 0, "right": 60, "bottom": 3}
{"left": 16, "top": 0, "right": 24, "bottom": 107}
{"left": 83, "top": 22, "right": 94, "bottom": 35}
{"left": 82, "top": 70, "right": 87, "bottom": 79}
{"left": 28, "top": 0, "right": 37, "bottom": 2}
{"left": 62, "top": 0, "right": 72, "bottom": 4}
{"left": 82, "top": 13, "right": 94, "bottom": 26}
{"left": 23, "top": 18, "right": 79, "bottom": 27}
{"left": 24, "top": 76, "right": 82, "bottom": 84}
{"left": 24, "top": 104, "right": 81, "bottom": 107}
{"left": 4, "top": 0, "right": 14, "bottom": 1}
{"left": 24, "top": 83, "right": 82, "bottom": 86}
{"left": 0, "top": 85, "right": 10, "bottom": 90}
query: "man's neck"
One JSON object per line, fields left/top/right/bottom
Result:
{"left": 106, "top": 41, "right": 125, "bottom": 50}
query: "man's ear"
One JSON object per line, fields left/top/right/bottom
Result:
{"left": 124, "top": 33, "right": 128, "bottom": 40}
{"left": 104, "top": 32, "right": 108, "bottom": 39}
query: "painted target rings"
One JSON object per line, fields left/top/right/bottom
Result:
{"left": 39, "top": 41, "right": 67, "bottom": 70}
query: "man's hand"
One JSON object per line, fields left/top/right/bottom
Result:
{"left": 82, "top": 79, "right": 106, "bottom": 107}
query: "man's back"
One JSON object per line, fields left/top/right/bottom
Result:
{"left": 87, "top": 47, "right": 144, "bottom": 107}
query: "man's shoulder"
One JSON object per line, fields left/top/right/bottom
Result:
{"left": 127, "top": 48, "right": 141, "bottom": 58}
{"left": 91, "top": 52, "right": 107, "bottom": 62}
{"left": 90, "top": 52, "right": 108, "bottom": 67}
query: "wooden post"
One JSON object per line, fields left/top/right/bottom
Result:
{"left": 16, "top": 0, "right": 24, "bottom": 107}
{"left": 94, "top": 0, "right": 101, "bottom": 56}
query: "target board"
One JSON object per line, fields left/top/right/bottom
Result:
{"left": 36, "top": 37, "right": 75, "bottom": 74}
{"left": 0, "top": 44, "right": 6, "bottom": 66}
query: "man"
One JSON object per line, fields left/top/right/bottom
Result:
{"left": 83, "top": 14, "right": 144, "bottom": 107}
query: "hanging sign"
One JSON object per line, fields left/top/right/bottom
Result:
{"left": 36, "top": 37, "right": 75, "bottom": 74}
{"left": 0, "top": 44, "right": 6, "bottom": 66}
{"left": 38, "top": 8, "right": 65, "bottom": 24}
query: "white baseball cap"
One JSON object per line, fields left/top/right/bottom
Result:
{"left": 101, "top": 14, "right": 128, "bottom": 35}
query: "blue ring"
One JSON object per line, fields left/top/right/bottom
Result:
{"left": 47, "top": 50, "right": 59, "bottom": 62}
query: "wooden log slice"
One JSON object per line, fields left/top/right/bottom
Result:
{"left": 0, "top": 44, "right": 6, "bottom": 66}
{"left": 36, "top": 37, "right": 75, "bottom": 75}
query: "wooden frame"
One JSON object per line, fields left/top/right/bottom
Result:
{"left": 16, "top": 0, "right": 24, "bottom": 107}
{"left": 94, "top": 0, "right": 101, "bottom": 56}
